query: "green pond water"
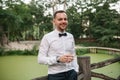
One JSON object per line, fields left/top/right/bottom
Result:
{"left": 0, "top": 54, "right": 120, "bottom": 80}
{"left": 82, "top": 54, "right": 120, "bottom": 80}
{"left": 0, "top": 56, "right": 48, "bottom": 80}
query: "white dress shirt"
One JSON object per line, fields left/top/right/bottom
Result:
{"left": 38, "top": 29, "right": 79, "bottom": 74}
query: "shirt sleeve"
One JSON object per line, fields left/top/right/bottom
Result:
{"left": 73, "top": 56, "right": 79, "bottom": 72}
{"left": 38, "top": 35, "right": 57, "bottom": 65}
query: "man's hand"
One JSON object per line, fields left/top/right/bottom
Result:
{"left": 58, "top": 54, "right": 74, "bottom": 63}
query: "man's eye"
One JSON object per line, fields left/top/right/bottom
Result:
{"left": 58, "top": 18, "right": 67, "bottom": 21}
{"left": 64, "top": 18, "right": 67, "bottom": 20}
{"left": 58, "top": 18, "right": 62, "bottom": 21}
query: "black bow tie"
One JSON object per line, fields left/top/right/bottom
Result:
{"left": 59, "top": 33, "right": 67, "bottom": 37}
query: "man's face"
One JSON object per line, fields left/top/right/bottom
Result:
{"left": 53, "top": 12, "right": 68, "bottom": 32}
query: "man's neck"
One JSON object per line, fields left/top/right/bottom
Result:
{"left": 56, "top": 28, "right": 65, "bottom": 33}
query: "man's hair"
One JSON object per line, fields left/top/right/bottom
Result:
{"left": 53, "top": 10, "right": 66, "bottom": 18}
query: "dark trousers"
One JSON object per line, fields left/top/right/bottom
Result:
{"left": 48, "top": 69, "right": 77, "bottom": 80}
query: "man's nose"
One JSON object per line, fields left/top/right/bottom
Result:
{"left": 62, "top": 19, "right": 67, "bottom": 22}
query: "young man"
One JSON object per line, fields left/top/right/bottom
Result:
{"left": 38, "top": 10, "right": 79, "bottom": 80}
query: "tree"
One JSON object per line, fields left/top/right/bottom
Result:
{"left": 66, "top": 6, "right": 83, "bottom": 39}
{"left": 90, "top": 2, "right": 120, "bottom": 47}
{"left": 0, "top": 0, "right": 46, "bottom": 43}
{"left": 0, "top": 0, "right": 23, "bottom": 45}
{"left": 29, "top": 0, "right": 52, "bottom": 39}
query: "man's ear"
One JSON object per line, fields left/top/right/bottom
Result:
{"left": 51, "top": 20, "right": 56, "bottom": 29}
{"left": 51, "top": 20, "right": 53, "bottom": 23}
{"left": 52, "top": 19, "right": 55, "bottom": 25}
{"left": 52, "top": 19, "right": 55, "bottom": 23}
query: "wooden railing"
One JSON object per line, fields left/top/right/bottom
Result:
{"left": 32, "top": 47, "right": 120, "bottom": 80}
{"left": 75, "top": 46, "right": 120, "bottom": 54}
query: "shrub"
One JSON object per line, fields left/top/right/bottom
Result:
{"left": 0, "top": 47, "right": 5, "bottom": 56}
{"left": 76, "top": 48, "right": 89, "bottom": 55}
{"left": 0, "top": 45, "right": 38, "bottom": 56}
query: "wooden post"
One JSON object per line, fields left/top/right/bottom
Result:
{"left": 90, "top": 48, "right": 97, "bottom": 53}
{"left": 77, "top": 56, "right": 91, "bottom": 80}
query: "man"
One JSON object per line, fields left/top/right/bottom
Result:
{"left": 38, "top": 10, "right": 79, "bottom": 80}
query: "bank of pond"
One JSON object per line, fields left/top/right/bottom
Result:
{"left": 0, "top": 54, "right": 120, "bottom": 80}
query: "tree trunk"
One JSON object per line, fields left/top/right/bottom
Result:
{"left": 1, "top": 33, "right": 9, "bottom": 46}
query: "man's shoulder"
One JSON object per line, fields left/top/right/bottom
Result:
{"left": 43, "top": 31, "right": 56, "bottom": 40}
{"left": 66, "top": 32, "right": 73, "bottom": 37}
{"left": 44, "top": 31, "right": 54, "bottom": 37}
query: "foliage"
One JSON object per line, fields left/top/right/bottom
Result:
{"left": 0, "top": 0, "right": 120, "bottom": 48}
{"left": 76, "top": 41, "right": 98, "bottom": 47}
{"left": 0, "top": 47, "right": 5, "bottom": 56}
{"left": 0, "top": 48, "right": 88, "bottom": 56}
{"left": 78, "top": 1, "right": 120, "bottom": 48}
{"left": 90, "top": 2, "right": 120, "bottom": 47}
{"left": 0, "top": 45, "right": 38, "bottom": 56}
{"left": 0, "top": 0, "right": 52, "bottom": 43}
{"left": 66, "top": 6, "right": 83, "bottom": 39}
{"left": 76, "top": 48, "right": 89, "bottom": 55}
